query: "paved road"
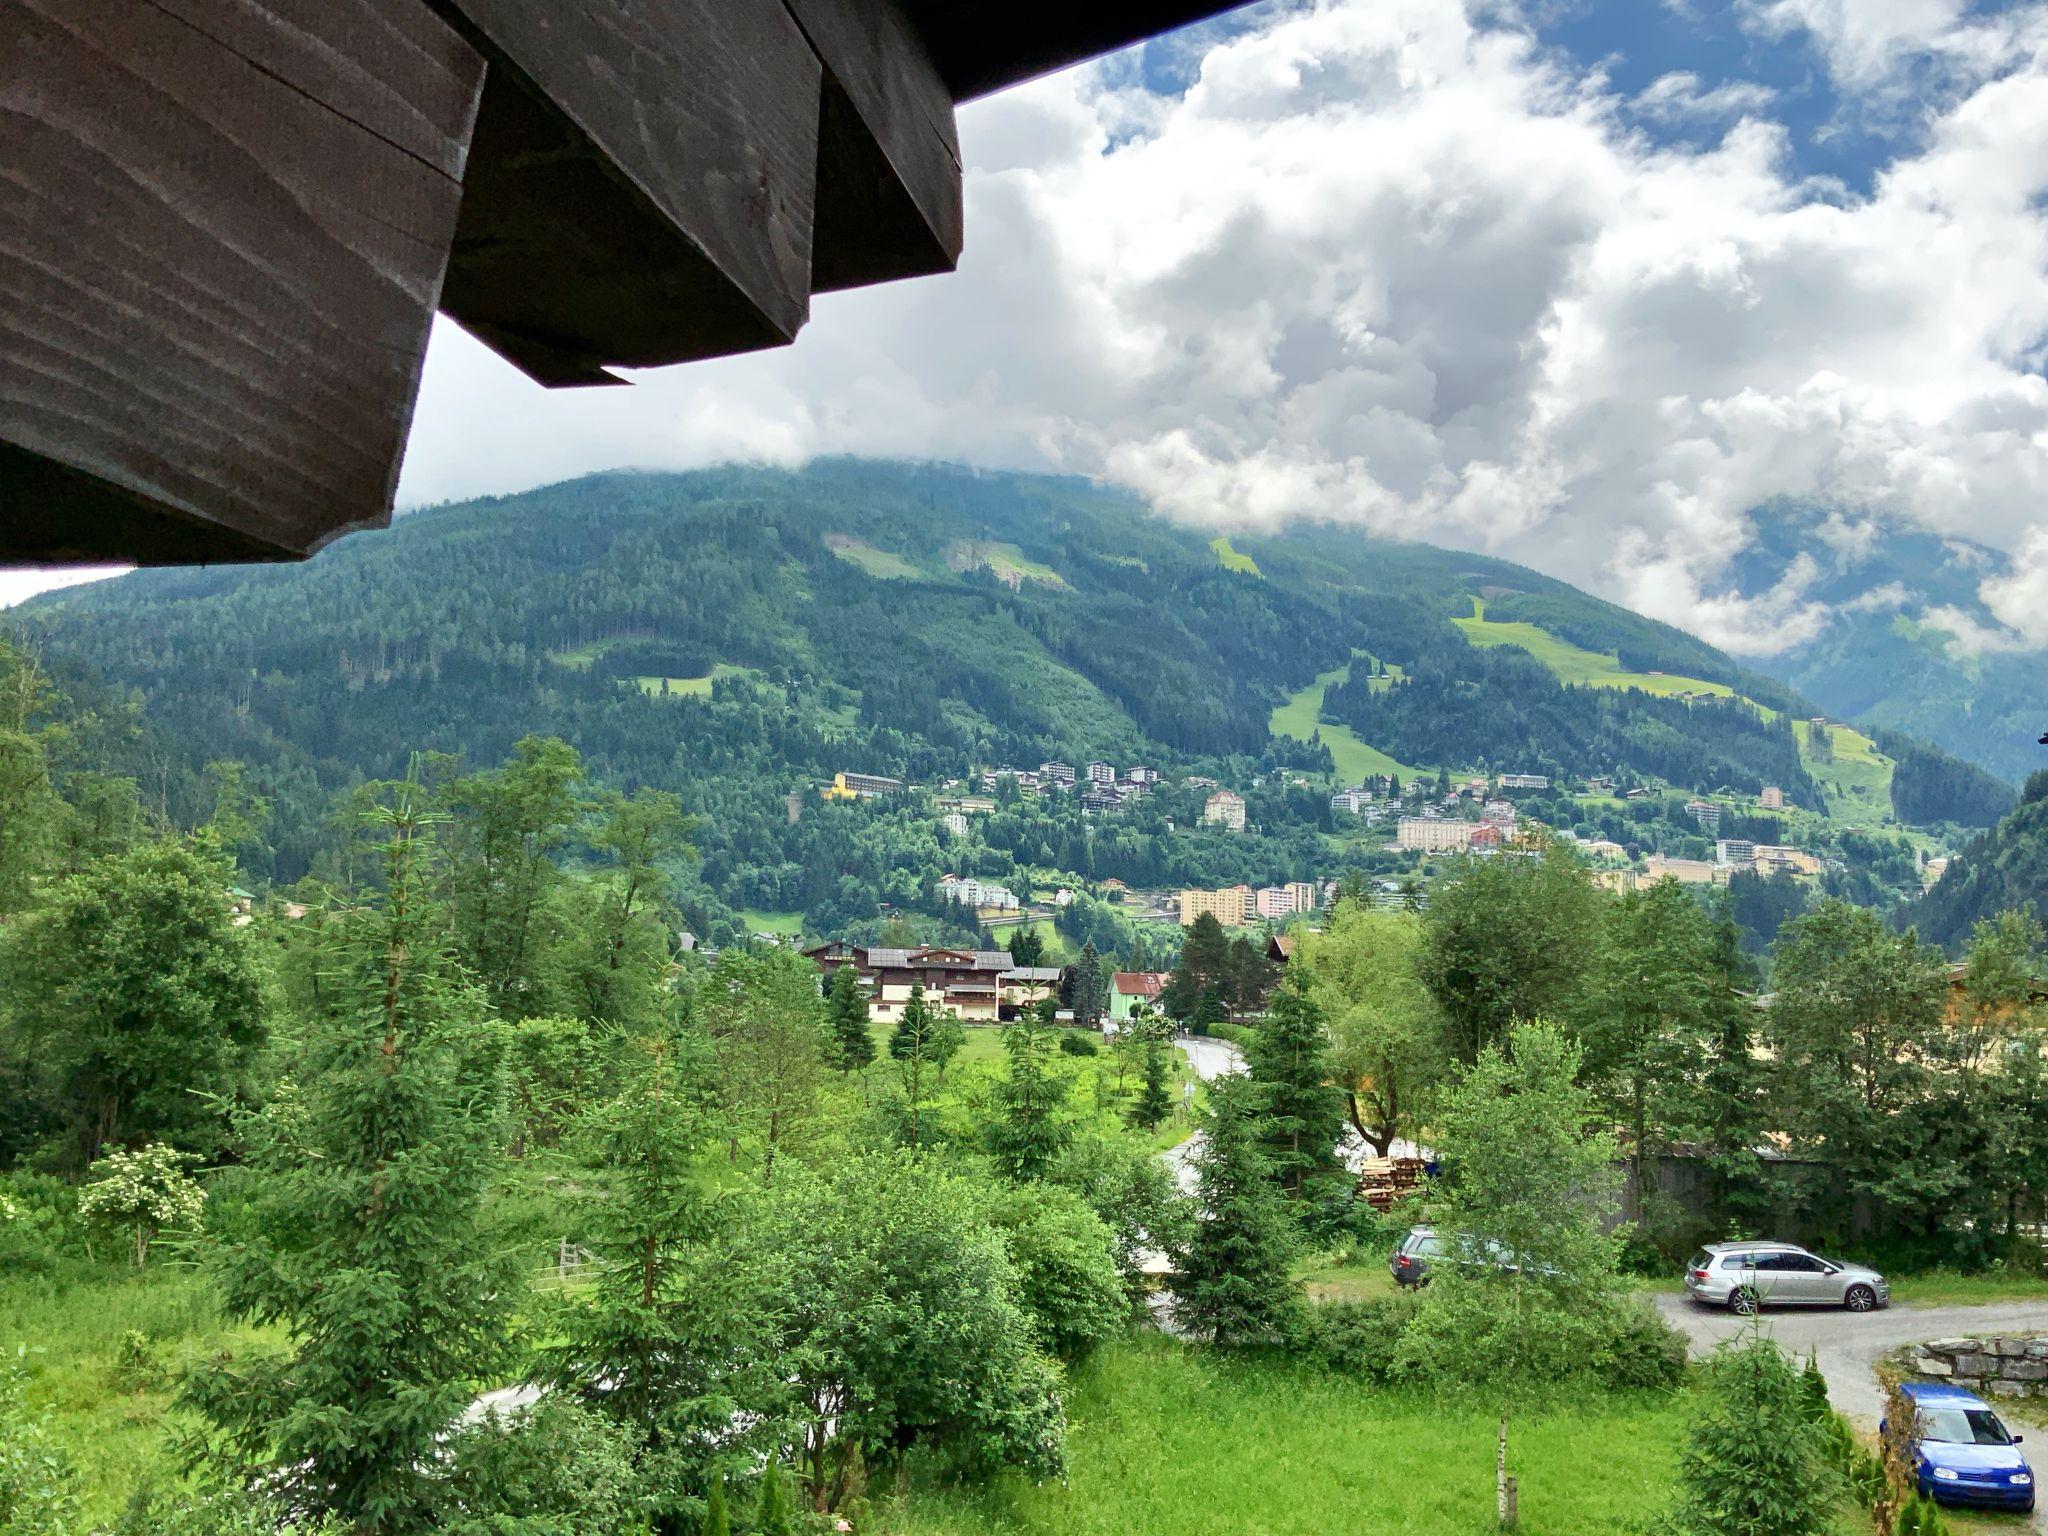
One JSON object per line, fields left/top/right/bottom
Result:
{"left": 1657, "top": 1293, "right": 2048, "bottom": 1530}
{"left": 1176, "top": 1035, "right": 1243, "bottom": 1083}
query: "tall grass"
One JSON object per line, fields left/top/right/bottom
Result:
{"left": 881, "top": 1333, "right": 1691, "bottom": 1536}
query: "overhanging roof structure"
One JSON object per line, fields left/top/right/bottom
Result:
{"left": 1, "top": 0, "right": 1249, "bottom": 566}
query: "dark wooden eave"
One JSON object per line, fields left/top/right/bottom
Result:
{"left": 0, "top": 0, "right": 1252, "bottom": 567}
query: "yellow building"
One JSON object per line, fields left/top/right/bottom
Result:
{"left": 1178, "top": 885, "right": 1250, "bottom": 926}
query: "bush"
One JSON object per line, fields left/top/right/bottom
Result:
{"left": 982, "top": 1184, "right": 1128, "bottom": 1360}
{"left": 1304, "top": 1294, "right": 1421, "bottom": 1383}
{"left": 1057, "top": 1031, "right": 1100, "bottom": 1056}
{"left": 444, "top": 1398, "right": 646, "bottom": 1536}
{"left": 1204, "top": 1022, "right": 1260, "bottom": 1051}
{"left": 0, "top": 1174, "right": 84, "bottom": 1270}
{"left": 1595, "top": 1300, "right": 1688, "bottom": 1391}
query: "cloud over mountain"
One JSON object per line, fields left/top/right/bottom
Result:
{"left": 396, "top": 0, "right": 2048, "bottom": 658}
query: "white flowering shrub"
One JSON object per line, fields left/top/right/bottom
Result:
{"left": 0, "top": 1190, "right": 19, "bottom": 1226}
{"left": 77, "top": 1144, "right": 206, "bottom": 1268}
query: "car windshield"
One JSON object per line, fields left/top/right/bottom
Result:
{"left": 1919, "top": 1408, "right": 2014, "bottom": 1446}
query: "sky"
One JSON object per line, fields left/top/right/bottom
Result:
{"left": 12, "top": 0, "right": 2048, "bottom": 657}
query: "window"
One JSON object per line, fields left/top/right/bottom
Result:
{"left": 1919, "top": 1408, "right": 2014, "bottom": 1446}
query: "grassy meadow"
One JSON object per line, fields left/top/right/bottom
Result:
{"left": 882, "top": 1334, "right": 1721, "bottom": 1536}
{"left": 1269, "top": 659, "right": 1429, "bottom": 783}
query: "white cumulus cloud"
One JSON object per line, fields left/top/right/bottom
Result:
{"left": 396, "top": 0, "right": 2048, "bottom": 657}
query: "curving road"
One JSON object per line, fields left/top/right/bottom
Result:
{"left": 1657, "top": 1293, "right": 2048, "bottom": 1530}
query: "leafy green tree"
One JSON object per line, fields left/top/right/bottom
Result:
{"left": 1765, "top": 901, "right": 1946, "bottom": 1236}
{"left": 1172, "top": 1076, "right": 1300, "bottom": 1345}
{"left": 503, "top": 1015, "right": 607, "bottom": 1157}
{"left": 759, "top": 1151, "right": 1067, "bottom": 1506}
{"left": 1299, "top": 903, "right": 1444, "bottom": 1155}
{"left": 76, "top": 1142, "right": 205, "bottom": 1268}
{"left": 825, "top": 960, "right": 874, "bottom": 1073}
{"left": 704, "top": 948, "right": 830, "bottom": 1183}
{"left": 984, "top": 1016, "right": 1072, "bottom": 1181}
{"left": 560, "top": 785, "right": 691, "bottom": 1029}
{"left": 184, "top": 787, "right": 517, "bottom": 1534}
{"left": 1698, "top": 904, "right": 1777, "bottom": 1233}
{"left": 442, "top": 735, "right": 588, "bottom": 1019}
{"left": 1007, "top": 926, "right": 1045, "bottom": 967}
{"left": 540, "top": 1028, "right": 773, "bottom": 1518}
{"left": 1162, "top": 914, "right": 1230, "bottom": 1023}
{"left": 1672, "top": 1336, "right": 1840, "bottom": 1536}
{"left": 1, "top": 835, "right": 263, "bottom": 1163}
{"left": 1243, "top": 975, "right": 1345, "bottom": 1200}
{"left": 1581, "top": 879, "right": 1718, "bottom": 1213}
{"left": 1418, "top": 845, "right": 1601, "bottom": 1061}
{"left": 1398, "top": 1020, "right": 1625, "bottom": 1387}
{"left": 979, "top": 1184, "right": 1126, "bottom": 1360}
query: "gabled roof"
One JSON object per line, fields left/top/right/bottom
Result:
{"left": 1112, "top": 971, "right": 1167, "bottom": 997}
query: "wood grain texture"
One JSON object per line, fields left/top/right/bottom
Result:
{"left": 432, "top": 0, "right": 821, "bottom": 383}
{"left": 787, "top": 0, "right": 962, "bottom": 293}
{"left": 0, "top": 0, "right": 482, "bottom": 561}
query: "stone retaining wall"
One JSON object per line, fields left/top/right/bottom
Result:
{"left": 1908, "top": 1336, "right": 2048, "bottom": 1398}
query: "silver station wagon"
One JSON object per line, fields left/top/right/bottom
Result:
{"left": 1685, "top": 1242, "right": 1890, "bottom": 1314}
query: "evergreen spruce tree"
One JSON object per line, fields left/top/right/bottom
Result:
{"left": 1072, "top": 941, "right": 1108, "bottom": 1029}
{"left": 984, "top": 1016, "right": 1071, "bottom": 1180}
{"left": 184, "top": 783, "right": 517, "bottom": 1533}
{"left": 703, "top": 1474, "right": 731, "bottom": 1536}
{"left": 755, "top": 1460, "right": 795, "bottom": 1536}
{"left": 1243, "top": 975, "right": 1345, "bottom": 1199}
{"left": 538, "top": 1027, "right": 774, "bottom": 1523}
{"left": 825, "top": 956, "right": 875, "bottom": 1073}
{"left": 889, "top": 984, "right": 939, "bottom": 1147}
{"left": 1672, "top": 1334, "right": 1839, "bottom": 1536}
{"left": 1173, "top": 1077, "right": 1300, "bottom": 1344}
{"left": 1131, "top": 1030, "right": 1172, "bottom": 1129}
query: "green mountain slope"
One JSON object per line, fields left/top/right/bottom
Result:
{"left": 1905, "top": 772, "right": 2048, "bottom": 947}
{"left": 12, "top": 460, "right": 2008, "bottom": 929}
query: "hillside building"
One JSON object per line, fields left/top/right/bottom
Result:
{"left": 937, "top": 874, "right": 1018, "bottom": 911}
{"left": 1109, "top": 971, "right": 1168, "bottom": 1022}
{"left": 1201, "top": 790, "right": 1247, "bottom": 831}
{"left": 1253, "top": 884, "right": 1316, "bottom": 918}
{"left": 938, "top": 811, "right": 969, "bottom": 838}
{"left": 1179, "top": 885, "right": 1251, "bottom": 926}
{"left": 1715, "top": 838, "right": 1756, "bottom": 866}
{"left": 1761, "top": 785, "right": 1785, "bottom": 810}
{"left": 1685, "top": 799, "right": 1722, "bottom": 834}
{"left": 1040, "top": 761, "right": 1076, "bottom": 787}
{"left": 1498, "top": 773, "right": 1551, "bottom": 790}
{"left": 1468, "top": 824, "right": 1503, "bottom": 852}
{"left": 823, "top": 770, "right": 903, "bottom": 801}
{"left": 807, "top": 943, "right": 1060, "bottom": 1026}
{"left": 1481, "top": 800, "right": 1518, "bottom": 828}
{"left": 1085, "top": 761, "right": 1116, "bottom": 786}
{"left": 1396, "top": 817, "right": 1474, "bottom": 853}
{"left": 1645, "top": 855, "right": 1716, "bottom": 886}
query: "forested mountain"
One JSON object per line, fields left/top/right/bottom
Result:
{"left": 1732, "top": 506, "right": 2048, "bottom": 784}
{"left": 1906, "top": 771, "right": 2048, "bottom": 947}
{"left": 11, "top": 460, "right": 2008, "bottom": 934}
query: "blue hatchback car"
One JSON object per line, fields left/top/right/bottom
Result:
{"left": 1894, "top": 1381, "right": 2035, "bottom": 1513}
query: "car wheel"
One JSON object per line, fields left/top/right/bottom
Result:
{"left": 1728, "top": 1287, "right": 1758, "bottom": 1316}
{"left": 1844, "top": 1285, "right": 1876, "bottom": 1313}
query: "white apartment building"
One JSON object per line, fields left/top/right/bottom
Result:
{"left": 1201, "top": 790, "right": 1247, "bottom": 831}
{"left": 1397, "top": 817, "right": 1475, "bottom": 853}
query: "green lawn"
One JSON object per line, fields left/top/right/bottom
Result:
{"left": 945, "top": 540, "right": 1068, "bottom": 589}
{"left": 1798, "top": 718, "right": 1896, "bottom": 824}
{"left": 1268, "top": 659, "right": 1430, "bottom": 783}
{"left": 825, "top": 534, "right": 923, "bottom": 579}
{"left": 882, "top": 1334, "right": 1705, "bottom": 1536}
{"left": 738, "top": 908, "right": 806, "bottom": 937}
{"left": 1455, "top": 599, "right": 1736, "bottom": 699}
{"left": 1295, "top": 1250, "right": 1399, "bottom": 1303}
{"left": 1209, "top": 536, "right": 1261, "bottom": 576}
{"left": 635, "top": 662, "right": 759, "bottom": 697}
{"left": 1881, "top": 1268, "right": 2048, "bottom": 1308}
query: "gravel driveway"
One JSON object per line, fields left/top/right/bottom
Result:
{"left": 1657, "top": 1293, "right": 2048, "bottom": 1530}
